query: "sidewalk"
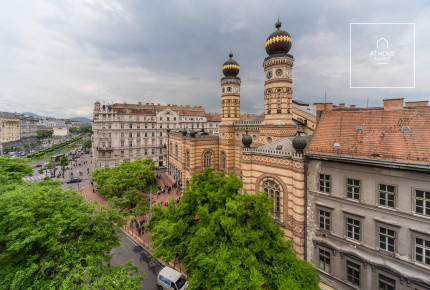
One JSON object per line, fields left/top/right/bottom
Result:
{"left": 79, "top": 178, "right": 187, "bottom": 276}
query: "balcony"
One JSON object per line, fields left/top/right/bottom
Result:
{"left": 97, "top": 146, "right": 113, "bottom": 151}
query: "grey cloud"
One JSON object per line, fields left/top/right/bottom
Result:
{"left": 0, "top": 0, "right": 429, "bottom": 118}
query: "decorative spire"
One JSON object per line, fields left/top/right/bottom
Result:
{"left": 229, "top": 51, "right": 233, "bottom": 58}
{"left": 275, "top": 19, "right": 282, "bottom": 30}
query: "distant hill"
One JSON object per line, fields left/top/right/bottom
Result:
{"left": 69, "top": 117, "right": 92, "bottom": 123}
{"left": 20, "top": 112, "right": 91, "bottom": 123}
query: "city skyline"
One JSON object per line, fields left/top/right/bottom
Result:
{"left": 1, "top": 0, "right": 429, "bottom": 118}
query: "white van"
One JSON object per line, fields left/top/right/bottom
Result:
{"left": 157, "top": 266, "right": 189, "bottom": 290}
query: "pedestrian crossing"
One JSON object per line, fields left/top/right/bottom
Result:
{"left": 23, "top": 174, "right": 47, "bottom": 182}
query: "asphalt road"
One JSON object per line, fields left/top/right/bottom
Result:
{"left": 111, "top": 231, "right": 164, "bottom": 290}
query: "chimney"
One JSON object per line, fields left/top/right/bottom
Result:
{"left": 138, "top": 102, "right": 142, "bottom": 105}
{"left": 315, "top": 103, "right": 333, "bottom": 124}
{"left": 350, "top": 105, "right": 356, "bottom": 109}
{"left": 339, "top": 103, "right": 345, "bottom": 109}
{"left": 405, "top": 101, "right": 428, "bottom": 107}
{"left": 383, "top": 98, "right": 404, "bottom": 110}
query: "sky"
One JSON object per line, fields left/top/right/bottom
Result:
{"left": 0, "top": 0, "right": 429, "bottom": 119}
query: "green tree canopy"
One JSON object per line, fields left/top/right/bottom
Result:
{"left": 0, "top": 179, "right": 144, "bottom": 289}
{"left": 37, "top": 129, "right": 53, "bottom": 139}
{"left": 82, "top": 139, "right": 92, "bottom": 148}
{"left": 0, "top": 157, "right": 33, "bottom": 192}
{"left": 91, "top": 159, "right": 155, "bottom": 217}
{"left": 148, "top": 168, "right": 319, "bottom": 289}
{"left": 79, "top": 124, "right": 92, "bottom": 133}
{"left": 69, "top": 127, "right": 78, "bottom": 134}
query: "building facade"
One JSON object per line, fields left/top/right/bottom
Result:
{"left": 18, "top": 115, "right": 38, "bottom": 144}
{"left": 92, "top": 102, "right": 215, "bottom": 168}
{"left": 38, "top": 118, "right": 66, "bottom": 128}
{"left": 0, "top": 112, "right": 21, "bottom": 153}
{"left": 306, "top": 99, "right": 430, "bottom": 289}
{"left": 167, "top": 21, "right": 316, "bottom": 256}
{"left": 53, "top": 127, "right": 69, "bottom": 136}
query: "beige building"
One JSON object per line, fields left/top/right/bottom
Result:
{"left": 306, "top": 99, "right": 430, "bottom": 289}
{"left": 53, "top": 127, "right": 69, "bottom": 137}
{"left": 167, "top": 21, "right": 316, "bottom": 256}
{"left": 92, "top": 102, "right": 212, "bottom": 168}
{"left": 0, "top": 112, "right": 20, "bottom": 154}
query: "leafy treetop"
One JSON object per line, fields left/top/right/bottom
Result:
{"left": 149, "top": 168, "right": 320, "bottom": 290}
{"left": 0, "top": 157, "right": 33, "bottom": 193}
{"left": 0, "top": 180, "right": 144, "bottom": 289}
{"left": 91, "top": 159, "right": 155, "bottom": 217}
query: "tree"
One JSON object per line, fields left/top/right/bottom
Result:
{"left": 0, "top": 157, "right": 33, "bottom": 193}
{"left": 69, "top": 127, "right": 78, "bottom": 134}
{"left": 59, "top": 156, "right": 69, "bottom": 178}
{"left": 91, "top": 159, "right": 155, "bottom": 218}
{"left": 148, "top": 168, "right": 320, "bottom": 289}
{"left": 0, "top": 181, "right": 145, "bottom": 289}
{"left": 37, "top": 129, "right": 53, "bottom": 139}
{"left": 82, "top": 139, "right": 92, "bottom": 149}
{"left": 79, "top": 124, "right": 92, "bottom": 133}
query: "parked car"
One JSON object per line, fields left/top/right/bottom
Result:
{"left": 157, "top": 267, "right": 189, "bottom": 290}
{"left": 33, "top": 164, "right": 42, "bottom": 167}
{"left": 66, "top": 178, "right": 81, "bottom": 184}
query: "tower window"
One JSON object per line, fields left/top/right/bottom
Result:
{"left": 262, "top": 179, "right": 281, "bottom": 221}
{"left": 204, "top": 151, "right": 212, "bottom": 168}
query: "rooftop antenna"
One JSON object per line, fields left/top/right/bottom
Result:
{"left": 324, "top": 91, "right": 327, "bottom": 104}
{"left": 367, "top": 98, "right": 369, "bottom": 108}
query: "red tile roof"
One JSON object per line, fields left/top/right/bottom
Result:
{"left": 308, "top": 107, "right": 430, "bottom": 164}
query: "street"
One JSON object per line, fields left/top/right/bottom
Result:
{"left": 111, "top": 231, "right": 163, "bottom": 290}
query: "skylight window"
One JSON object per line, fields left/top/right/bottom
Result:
{"left": 333, "top": 143, "right": 341, "bottom": 148}
{"left": 401, "top": 126, "right": 411, "bottom": 131}
{"left": 276, "top": 145, "right": 283, "bottom": 150}
{"left": 356, "top": 126, "right": 363, "bottom": 131}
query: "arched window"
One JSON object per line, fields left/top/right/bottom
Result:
{"left": 227, "top": 100, "right": 231, "bottom": 117}
{"left": 186, "top": 151, "right": 190, "bottom": 171}
{"left": 169, "top": 142, "right": 172, "bottom": 156}
{"left": 267, "top": 137, "right": 272, "bottom": 143}
{"left": 221, "top": 151, "right": 226, "bottom": 170}
{"left": 263, "top": 179, "right": 281, "bottom": 221}
{"left": 204, "top": 151, "right": 212, "bottom": 168}
{"left": 175, "top": 144, "right": 178, "bottom": 160}
{"left": 267, "top": 90, "right": 272, "bottom": 114}
{"left": 277, "top": 89, "right": 282, "bottom": 113}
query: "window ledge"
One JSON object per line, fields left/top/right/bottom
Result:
{"left": 409, "top": 227, "right": 430, "bottom": 235}
{"left": 374, "top": 217, "right": 401, "bottom": 227}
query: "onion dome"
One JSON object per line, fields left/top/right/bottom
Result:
{"left": 189, "top": 126, "right": 196, "bottom": 138}
{"left": 222, "top": 52, "right": 240, "bottom": 77}
{"left": 242, "top": 131, "right": 253, "bottom": 147}
{"left": 265, "top": 20, "right": 292, "bottom": 56}
{"left": 292, "top": 131, "right": 307, "bottom": 153}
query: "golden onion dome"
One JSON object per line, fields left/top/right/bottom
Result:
{"left": 222, "top": 52, "right": 240, "bottom": 77}
{"left": 265, "top": 20, "right": 292, "bottom": 55}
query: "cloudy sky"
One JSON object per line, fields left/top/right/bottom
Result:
{"left": 1, "top": 0, "right": 429, "bottom": 118}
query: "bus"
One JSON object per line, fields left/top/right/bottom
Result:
{"left": 52, "top": 154, "right": 64, "bottom": 162}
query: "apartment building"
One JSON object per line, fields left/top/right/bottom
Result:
{"left": 18, "top": 115, "right": 38, "bottom": 143}
{"left": 306, "top": 99, "right": 430, "bottom": 289}
{"left": 0, "top": 112, "right": 21, "bottom": 153}
{"left": 92, "top": 102, "right": 208, "bottom": 168}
